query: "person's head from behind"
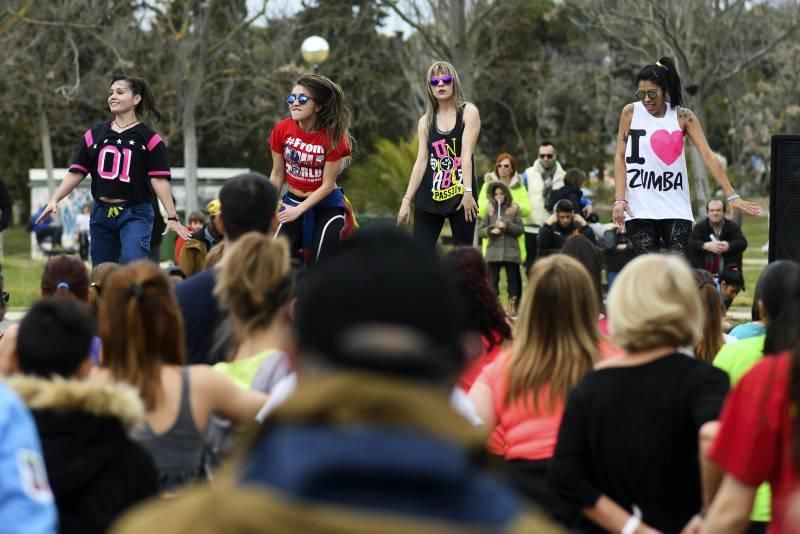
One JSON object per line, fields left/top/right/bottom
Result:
{"left": 635, "top": 57, "right": 683, "bottom": 115}
{"left": 563, "top": 168, "right": 586, "bottom": 190}
{"left": 507, "top": 255, "right": 600, "bottom": 411}
{"left": 706, "top": 199, "right": 725, "bottom": 225}
{"left": 218, "top": 172, "right": 279, "bottom": 242}
{"left": 41, "top": 255, "right": 89, "bottom": 302}
{"left": 494, "top": 152, "right": 517, "bottom": 181}
{"left": 554, "top": 199, "right": 574, "bottom": 228}
{"left": 99, "top": 260, "right": 184, "bottom": 409}
{"left": 718, "top": 265, "right": 745, "bottom": 307}
{"left": 294, "top": 226, "right": 466, "bottom": 385}
{"left": 538, "top": 141, "right": 557, "bottom": 169}
{"left": 204, "top": 241, "right": 226, "bottom": 269}
{"left": 488, "top": 182, "right": 512, "bottom": 210}
{"left": 89, "top": 262, "right": 120, "bottom": 319}
{"left": 760, "top": 260, "right": 800, "bottom": 354}
{"left": 177, "top": 239, "right": 207, "bottom": 278}
{"left": 609, "top": 254, "right": 701, "bottom": 352}
{"left": 693, "top": 269, "right": 724, "bottom": 362}
{"left": 215, "top": 233, "right": 292, "bottom": 349}
{"left": 444, "top": 246, "right": 511, "bottom": 350}
{"left": 17, "top": 299, "right": 94, "bottom": 379}
{"left": 561, "top": 235, "right": 603, "bottom": 312}
{"left": 187, "top": 211, "right": 206, "bottom": 233}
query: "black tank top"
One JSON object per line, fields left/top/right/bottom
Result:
{"left": 415, "top": 106, "right": 477, "bottom": 215}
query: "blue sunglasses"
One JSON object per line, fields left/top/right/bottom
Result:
{"left": 287, "top": 94, "right": 313, "bottom": 106}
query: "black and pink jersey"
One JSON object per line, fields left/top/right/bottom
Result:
{"left": 69, "top": 122, "right": 171, "bottom": 204}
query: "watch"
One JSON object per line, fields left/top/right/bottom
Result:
{"left": 167, "top": 216, "right": 179, "bottom": 222}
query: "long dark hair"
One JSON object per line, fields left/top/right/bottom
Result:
{"left": 692, "top": 269, "right": 724, "bottom": 362}
{"left": 764, "top": 261, "right": 800, "bottom": 354}
{"left": 636, "top": 56, "right": 683, "bottom": 107}
{"left": 444, "top": 246, "right": 511, "bottom": 350}
{"left": 111, "top": 75, "right": 161, "bottom": 121}
{"left": 295, "top": 73, "right": 352, "bottom": 157}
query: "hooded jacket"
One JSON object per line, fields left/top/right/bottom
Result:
{"left": 524, "top": 160, "right": 566, "bottom": 224}
{"left": 112, "top": 372, "right": 562, "bottom": 534}
{"left": 8, "top": 376, "right": 158, "bottom": 534}
{"left": 477, "top": 181, "right": 524, "bottom": 264}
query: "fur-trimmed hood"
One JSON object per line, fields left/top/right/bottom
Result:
{"left": 6, "top": 375, "right": 145, "bottom": 429}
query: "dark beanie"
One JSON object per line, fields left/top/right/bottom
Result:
{"left": 294, "top": 225, "right": 466, "bottom": 382}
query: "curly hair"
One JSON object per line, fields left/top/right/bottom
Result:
{"left": 444, "top": 246, "right": 511, "bottom": 350}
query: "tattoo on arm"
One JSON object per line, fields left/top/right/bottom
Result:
{"left": 678, "top": 108, "right": 696, "bottom": 123}
{"left": 623, "top": 103, "right": 634, "bottom": 117}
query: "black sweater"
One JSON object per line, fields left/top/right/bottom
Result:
{"left": 549, "top": 354, "right": 729, "bottom": 533}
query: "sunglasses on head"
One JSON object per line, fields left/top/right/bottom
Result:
{"left": 429, "top": 75, "right": 453, "bottom": 86}
{"left": 539, "top": 154, "right": 554, "bottom": 159}
{"left": 287, "top": 94, "right": 312, "bottom": 106}
{"left": 634, "top": 89, "right": 660, "bottom": 101}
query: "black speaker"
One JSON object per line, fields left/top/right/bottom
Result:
{"left": 769, "top": 135, "right": 800, "bottom": 262}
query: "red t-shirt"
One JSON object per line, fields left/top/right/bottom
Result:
{"left": 709, "top": 353, "right": 797, "bottom": 534}
{"left": 458, "top": 335, "right": 505, "bottom": 392}
{"left": 268, "top": 118, "right": 351, "bottom": 192}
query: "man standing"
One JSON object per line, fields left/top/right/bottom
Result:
{"left": 523, "top": 141, "right": 566, "bottom": 272}
{"left": 689, "top": 199, "right": 748, "bottom": 275}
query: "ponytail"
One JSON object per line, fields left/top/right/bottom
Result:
{"left": 111, "top": 75, "right": 162, "bottom": 122}
{"left": 636, "top": 56, "right": 683, "bottom": 107}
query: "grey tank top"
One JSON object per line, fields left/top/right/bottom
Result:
{"left": 132, "top": 366, "right": 205, "bottom": 490}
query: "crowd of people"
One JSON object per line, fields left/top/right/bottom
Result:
{"left": 0, "top": 57, "right": 795, "bottom": 534}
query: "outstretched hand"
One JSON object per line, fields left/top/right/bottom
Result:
{"left": 730, "top": 197, "right": 761, "bottom": 216}
{"left": 166, "top": 220, "right": 193, "bottom": 240}
{"left": 35, "top": 200, "right": 58, "bottom": 224}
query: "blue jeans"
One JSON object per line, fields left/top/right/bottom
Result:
{"left": 90, "top": 202, "right": 154, "bottom": 265}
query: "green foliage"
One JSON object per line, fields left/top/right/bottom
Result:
{"left": 345, "top": 136, "right": 417, "bottom": 216}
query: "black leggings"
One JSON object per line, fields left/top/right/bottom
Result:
{"left": 488, "top": 262, "right": 522, "bottom": 300}
{"left": 413, "top": 207, "right": 476, "bottom": 248}
{"left": 625, "top": 218, "right": 692, "bottom": 256}
{"left": 280, "top": 206, "right": 345, "bottom": 265}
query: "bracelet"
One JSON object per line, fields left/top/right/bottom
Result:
{"left": 621, "top": 506, "right": 642, "bottom": 534}
{"left": 614, "top": 199, "right": 628, "bottom": 205}
{"left": 464, "top": 188, "right": 473, "bottom": 193}
{"left": 167, "top": 216, "right": 179, "bottom": 222}
{"left": 726, "top": 193, "right": 740, "bottom": 202}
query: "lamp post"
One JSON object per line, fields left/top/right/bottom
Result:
{"left": 301, "top": 35, "right": 330, "bottom": 69}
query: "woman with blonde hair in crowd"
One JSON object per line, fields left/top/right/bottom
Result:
{"left": 213, "top": 232, "right": 293, "bottom": 390}
{"left": 550, "top": 254, "right": 729, "bottom": 533}
{"left": 469, "top": 254, "right": 600, "bottom": 527}
{"left": 93, "top": 260, "right": 266, "bottom": 490}
{"left": 397, "top": 61, "right": 480, "bottom": 247}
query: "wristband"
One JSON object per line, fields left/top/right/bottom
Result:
{"left": 464, "top": 188, "right": 473, "bottom": 193}
{"left": 167, "top": 216, "right": 179, "bottom": 222}
{"left": 621, "top": 506, "right": 642, "bottom": 534}
{"left": 726, "top": 193, "right": 740, "bottom": 202}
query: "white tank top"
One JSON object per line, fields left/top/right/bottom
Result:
{"left": 624, "top": 102, "right": 693, "bottom": 222}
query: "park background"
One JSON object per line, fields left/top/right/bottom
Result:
{"left": 1, "top": 0, "right": 797, "bottom": 309}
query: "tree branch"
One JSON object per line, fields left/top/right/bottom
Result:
{"left": 2, "top": 7, "right": 98, "bottom": 29}
{"left": 207, "top": 0, "right": 267, "bottom": 55}
{"left": 376, "top": 0, "right": 452, "bottom": 58}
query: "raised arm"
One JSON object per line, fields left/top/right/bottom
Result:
{"left": 680, "top": 108, "right": 760, "bottom": 216}
{"left": 397, "top": 116, "right": 430, "bottom": 225}
{"left": 612, "top": 104, "right": 634, "bottom": 226}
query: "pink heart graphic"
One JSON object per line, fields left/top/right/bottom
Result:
{"left": 650, "top": 129, "right": 684, "bottom": 165}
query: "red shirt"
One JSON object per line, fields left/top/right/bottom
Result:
{"left": 709, "top": 353, "right": 797, "bottom": 534}
{"left": 269, "top": 118, "right": 351, "bottom": 192}
{"left": 458, "top": 335, "right": 505, "bottom": 392}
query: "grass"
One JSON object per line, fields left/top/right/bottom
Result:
{"left": 2, "top": 226, "right": 48, "bottom": 309}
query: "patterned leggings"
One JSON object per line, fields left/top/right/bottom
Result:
{"left": 625, "top": 218, "right": 692, "bottom": 256}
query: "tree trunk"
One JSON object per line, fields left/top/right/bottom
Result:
{"left": 182, "top": 103, "right": 199, "bottom": 216}
{"left": 39, "top": 108, "right": 55, "bottom": 198}
{"left": 449, "top": 0, "right": 473, "bottom": 100}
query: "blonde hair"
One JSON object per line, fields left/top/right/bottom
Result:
{"left": 89, "top": 262, "right": 121, "bottom": 319}
{"left": 608, "top": 254, "right": 702, "bottom": 352}
{"left": 99, "top": 261, "right": 185, "bottom": 410}
{"left": 204, "top": 241, "right": 225, "bottom": 269}
{"left": 424, "top": 61, "right": 469, "bottom": 132}
{"left": 506, "top": 255, "right": 600, "bottom": 411}
{"left": 694, "top": 271, "right": 725, "bottom": 362}
{"left": 214, "top": 233, "right": 291, "bottom": 347}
